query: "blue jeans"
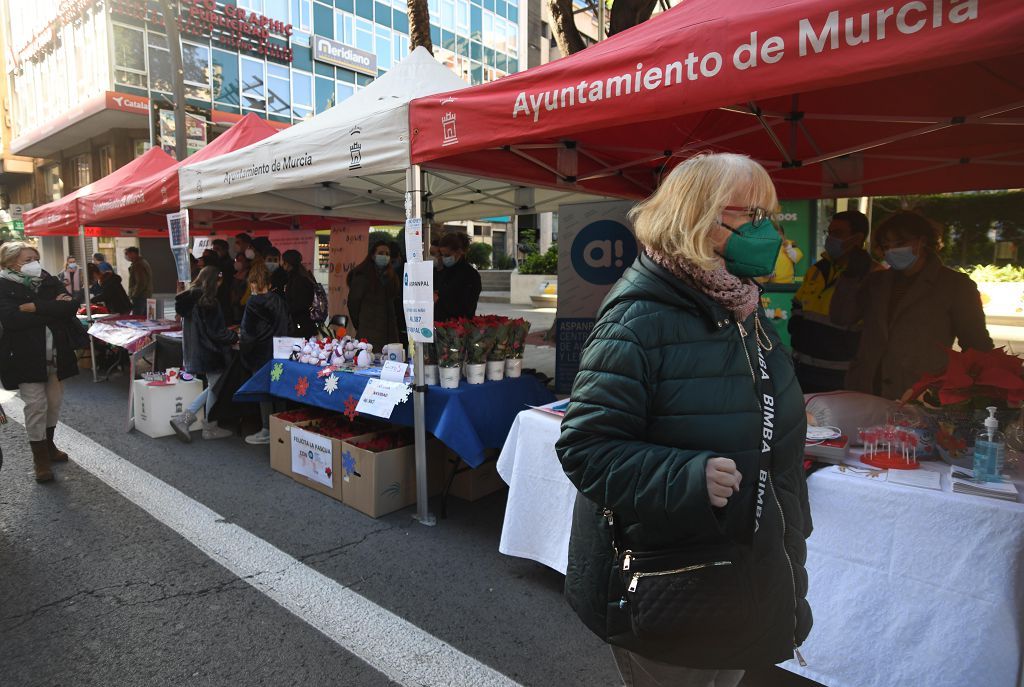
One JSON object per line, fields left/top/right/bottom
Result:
{"left": 187, "top": 371, "right": 222, "bottom": 420}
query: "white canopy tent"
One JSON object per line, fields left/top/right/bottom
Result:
{"left": 179, "top": 47, "right": 603, "bottom": 222}
{"left": 181, "top": 48, "right": 608, "bottom": 525}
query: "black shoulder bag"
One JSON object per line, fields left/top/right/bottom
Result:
{"left": 603, "top": 330, "right": 778, "bottom": 665}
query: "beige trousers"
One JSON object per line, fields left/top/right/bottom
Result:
{"left": 611, "top": 647, "right": 745, "bottom": 687}
{"left": 19, "top": 370, "right": 63, "bottom": 442}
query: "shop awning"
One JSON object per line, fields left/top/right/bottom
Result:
{"left": 408, "top": 0, "right": 1024, "bottom": 199}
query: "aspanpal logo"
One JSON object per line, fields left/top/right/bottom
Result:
{"left": 570, "top": 220, "right": 638, "bottom": 286}
{"left": 313, "top": 35, "right": 377, "bottom": 76}
{"left": 441, "top": 112, "right": 458, "bottom": 147}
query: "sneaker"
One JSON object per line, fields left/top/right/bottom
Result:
{"left": 170, "top": 412, "right": 198, "bottom": 443}
{"left": 201, "top": 421, "right": 233, "bottom": 440}
{"left": 245, "top": 428, "right": 271, "bottom": 445}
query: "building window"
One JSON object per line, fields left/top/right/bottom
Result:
{"left": 99, "top": 146, "right": 115, "bottom": 177}
{"left": 265, "top": 0, "right": 289, "bottom": 23}
{"left": 267, "top": 63, "right": 291, "bottom": 116}
{"left": 148, "top": 33, "right": 172, "bottom": 93}
{"left": 355, "top": 17, "right": 373, "bottom": 52}
{"left": 393, "top": 32, "right": 409, "bottom": 65}
{"left": 336, "top": 10, "right": 355, "bottom": 44}
{"left": 335, "top": 81, "right": 355, "bottom": 106}
{"left": 375, "top": 25, "right": 392, "bottom": 71}
{"left": 133, "top": 140, "right": 150, "bottom": 158}
{"left": 113, "top": 24, "right": 146, "bottom": 88}
{"left": 42, "top": 165, "right": 63, "bottom": 202}
{"left": 291, "top": 0, "right": 313, "bottom": 32}
{"left": 292, "top": 70, "right": 313, "bottom": 120}
{"left": 241, "top": 57, "right": 267, "bottom": 111}
{"left": 69, "top": 154, "right": 91, "bottom": 190}
{"left": 182, "top": 42, "right": 212, "bottom": 101}
{"left": 212, "top": 49, "right": 240, "bottom": 106}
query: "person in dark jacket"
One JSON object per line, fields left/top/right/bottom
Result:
{"left": 556, "top": 153, "right": 812, "bottom": 686}
{"left": 170, "top": 266, "right": 238, "bottom": 443}
{"left": 229, "top": 254, "right": 251, "bottom": 324}
{"left": 831, "top": 210, "right": 993, "bottom": 400}
{"left": 212, "top": 238, "right": 234, "bottom": 319}
{"left": 0, "top": 242, "right": 80, "bottom": 482}
{"left": 281, "top": 249, "right": 316, "bottom": 337}
{"left": 434, "top": 232, "right": 481, "bottom": 322}
{"left": 264, "top": 246, "right": 287, "bottom": 296}
{"left": 346, "top": 241, "right": 400, "bottom": 350}
{"left": 93, "top": 270, "right": 133, "bottom": 314}
{"left": 239, "top": 261, "right": 290, "bottom": 445}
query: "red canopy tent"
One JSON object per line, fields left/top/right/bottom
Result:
{"left": 409, "top": 0, "right": 1024, "bottom": 200}
{"left": 24, "top": 147, "right": 177, "bottom": 237}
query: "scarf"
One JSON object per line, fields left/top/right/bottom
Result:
{"left": 63, "top": 267, "right": 81, "bottom": 294}
{"left": 0, "top": 267, "right": 42, "bottom": 291}
{"left": 644, "top": 246, "right": 760, "bottom": 321}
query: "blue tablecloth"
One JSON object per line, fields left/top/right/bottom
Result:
{"left": 236, "top": 360, "right": 555, "bottom": 468}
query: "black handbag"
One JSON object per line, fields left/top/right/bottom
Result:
{"left": 604, "top": 328, "right": 777, "bottom": 657}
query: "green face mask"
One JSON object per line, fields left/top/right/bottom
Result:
{"left": 720, "top": 221, "right": 782, "bottom": 278}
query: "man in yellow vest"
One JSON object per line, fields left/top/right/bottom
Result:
{"left": 789, "top": 210, "right": 877, "bottom": 392}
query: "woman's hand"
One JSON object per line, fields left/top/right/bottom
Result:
{"left": 56, "top": 294, "right": 72, "bottom": 302}
{"left": 706, "top": 457, "right": 742, "bottom": 508}
{"left": 19, "top": 302, "right": 36, "bottom": 313}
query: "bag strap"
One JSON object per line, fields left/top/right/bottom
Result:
{"left": 748, "top": 317, "right": 777, "bottom": 536}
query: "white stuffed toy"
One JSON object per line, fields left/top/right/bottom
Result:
{"left": 355, "top": 341, "right": 374, "bottom": 368}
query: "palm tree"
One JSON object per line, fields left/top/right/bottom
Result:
{"left": 407, "top": 0, "right": 433, "bottom": 54}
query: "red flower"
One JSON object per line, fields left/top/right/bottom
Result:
{"left": 906, "top": 347, "right": 1024, "bottom": 407}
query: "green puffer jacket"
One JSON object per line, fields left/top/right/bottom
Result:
{"left": 556, "top": 254, "right": 812, "bottom": 668}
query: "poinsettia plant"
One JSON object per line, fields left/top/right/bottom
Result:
{"left": 483, "top": 316, "right": 513, "bottom": 361}
{"left": 462, "top": 317, "right": 493, "bottom": 364}
{"left": 904, "top": 347, "right": 1024, "bottom": 409}
{"left": 433, "top": 321, "right": 465, "bottom": 368}
{"left": 507, "top": 318, "right": 531, "bottom": 360}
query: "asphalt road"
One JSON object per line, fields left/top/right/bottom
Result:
{"left": 1, "top": 372, "right": 818, "bottom": 687}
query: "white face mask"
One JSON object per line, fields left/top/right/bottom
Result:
{"left": 265, "top": 261, "right": 279, "bottom": 273}
{"left": 21, "top": 261, "right": 42, "bottom": 278}
{"left": 68, "top": 262, "right": 78, "bottom": 271}
{"left": 244, "top": 248, "right": 256, "bottom": 260}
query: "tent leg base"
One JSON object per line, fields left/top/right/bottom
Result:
{"left": 412, "top": 512, "right": 437, "bottom": 527}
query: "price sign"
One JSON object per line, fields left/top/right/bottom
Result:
{"left": 403, "top": 261, "right": 434, "bottom": 343}
{"left": 380, "top": 360, "right": 409, "bottom": 382}
{"left": 355, "top": 379, "right": 411, "bottom": 419}
{"left": 405, "top": 218, "right": 423, "bottom": 262}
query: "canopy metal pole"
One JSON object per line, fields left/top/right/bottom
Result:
{"left": 79, "top": 224, "right": 98, "bottom": 383}
{"left": 407, "top": 164, "right": 435, "bottom": 526}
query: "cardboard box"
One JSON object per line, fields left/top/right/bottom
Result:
{"left": 446, "top": 449, "right": 506, "bottom": 502}
{"left": 132, "top": 379, "right": 203, "bottom": 439}
{"left": 269, "top": 411, "right": 380, "bottom": 502}
{"left": 341, "top": 430, "right": 445, "bottom": 518}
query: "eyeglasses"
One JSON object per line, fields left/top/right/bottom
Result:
{"left": 723, "top": 205, "right": 771, "bottom": 228}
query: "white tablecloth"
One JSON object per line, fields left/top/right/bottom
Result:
{"left": 496, "top": 408, "right": 1024, "bottom": 687}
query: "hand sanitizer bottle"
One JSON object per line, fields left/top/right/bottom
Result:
{"left": 973, "top": 407, "right": 1006, "bottom": 482}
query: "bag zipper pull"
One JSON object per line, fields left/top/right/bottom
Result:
{"left": 794, "top": 646, "right": 807, "bottom": 667}
{"left": 603, "top": 508, "right": 614, "bottom": 527}
{"left": 622, "top": 551, "right": 632, "bottom": 571}
{"left": 737, "top": 321, "right": 748, "bottom": 337}
{"left": 628, "top": 575, "right": 639, "bottom": 593}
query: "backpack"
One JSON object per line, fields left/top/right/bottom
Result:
{"left": 309, "top": 279, "right": 329, "bottom": 325}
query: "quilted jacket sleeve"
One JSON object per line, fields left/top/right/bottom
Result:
{"left": 556, "top": 320, "right": 723, "bottom": 539}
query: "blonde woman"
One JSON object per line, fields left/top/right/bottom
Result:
{"left": 556, "top": 153, "right": 812, "bottom": 686}
{"left": 0, "top": 242, "right": 80, "bottom": 482}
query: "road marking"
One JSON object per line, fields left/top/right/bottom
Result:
{"left": 6, "top": 398, "right": 522, "bottom": 687}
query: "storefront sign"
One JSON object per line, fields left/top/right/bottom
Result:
{"left": 159, "top": 110, "right": 208, "bottom": 158}
{"left": 109, "top": 0, "right": 294, "bottom": 63}
{"left": 556, "top": 200, "right": 637, "bottom": 394}
{"left": 402, "top": 261, "right": 434, "bottom": 343}
{"left": 107, "top": 92, "right": 151, "bottom": 115}
{"left": 313, "top": 36, "right": 377, "bottom": 76}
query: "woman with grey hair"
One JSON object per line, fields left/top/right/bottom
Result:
{"left": 0, "top": 242, "right": 80, "bottom": 482}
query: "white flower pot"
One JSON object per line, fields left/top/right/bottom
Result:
{"left": 439, "top": 366, "right": 461, "bottom": 389}
{"left": 465, "top": 363, "right": 486, "bottom": 385}
{"left": 486, "top": 360, "right": 505, "bottom": 381}
{"left": 423, "top": 364, "right": 439, "bottom": 385}
{"left": 505, "top": 358, "right": 523, "bottom": 378}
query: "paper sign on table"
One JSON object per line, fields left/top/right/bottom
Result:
{"left": 886, "top": 469, "right": 942, "bottom": 490}
{"left": 403, "top": 261, "right": 434, "bottom": 343}
{"left": 291, "top": 426, "right": 334, "bottom": 488}
{"left": 356, "top": 378, "right": 411, "bottom": 419}
{"left": 380, "top": 360, "right": 409, "bottom": 383}
{"left": 273, "top": 337, "right": 305, "bottom": 360}
{"left": 404, "top": 218, "right": 423, "bottom": 262}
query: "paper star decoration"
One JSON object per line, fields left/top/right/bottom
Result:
{"left": 323, "top": 374, "right": 339, "bottom": 395}
{"left": 343, "top": 394, "right": 359, "bottom": 421}
{"left": 295, "top": 376, "right": 309, "bottom": 397}
{"left": 270, "top": 362, "right": 284, "bottom": 382}
{"left": 317, "top": 365, "right": 337, "bottom": 378}
{"left": 342, "top": 450, "right": 356, "bottom": 477}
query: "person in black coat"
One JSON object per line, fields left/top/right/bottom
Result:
{"left": 281, "top": 249, "right": 316, "bottom": 337}
{"left": 264, "top": 247, "right": 288, "bottom": 296}
{"left": 434, "top": 232, "right": 482, "bottom": 322}
{"left": 170, "top": 266, "right": 238, "bottom": 443}
{"left": 93, "top": 270, "right": 133, "bottom": 314}
{"left": 0, "top": 242, "right": 80, "bottom": 482}
{"left": 239, "top": 261, "right": 290, "bottom": 445}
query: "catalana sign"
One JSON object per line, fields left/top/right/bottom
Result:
{"left": 109, "top": 0, "right": 293, "bottom": 62}
{"left": 313, "top": 36, "right": 377, "bottom": 76}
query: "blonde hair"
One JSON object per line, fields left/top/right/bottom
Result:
{"left": 630, "top": 152, "right": 779, "bottom": 269}
{"left": 248, "top": 258, "right": 271, "bottom": 292}
{"left": 0, "top": 241, "right": 36, "bottom": 269}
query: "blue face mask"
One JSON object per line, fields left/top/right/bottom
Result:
{"left": 442, "top": 256, "right": 457, "bottom": 268}
{"left": 824, "top": 236, "right": 847, "bottom": 260}
{"left": 885, "top": 246, "right": 918, "bottom": 271}
{"left": 374, "top": 254, "right": 390, "bottom": 268}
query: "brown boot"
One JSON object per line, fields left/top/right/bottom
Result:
{"left": 30, "top": 440, "right": 54, "bottom": 483}
{"left": 46, "top": 426, "right": 68, "bottom": 463}
{"left": 46, "top": 427, "right": 68, "bottom": 464}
